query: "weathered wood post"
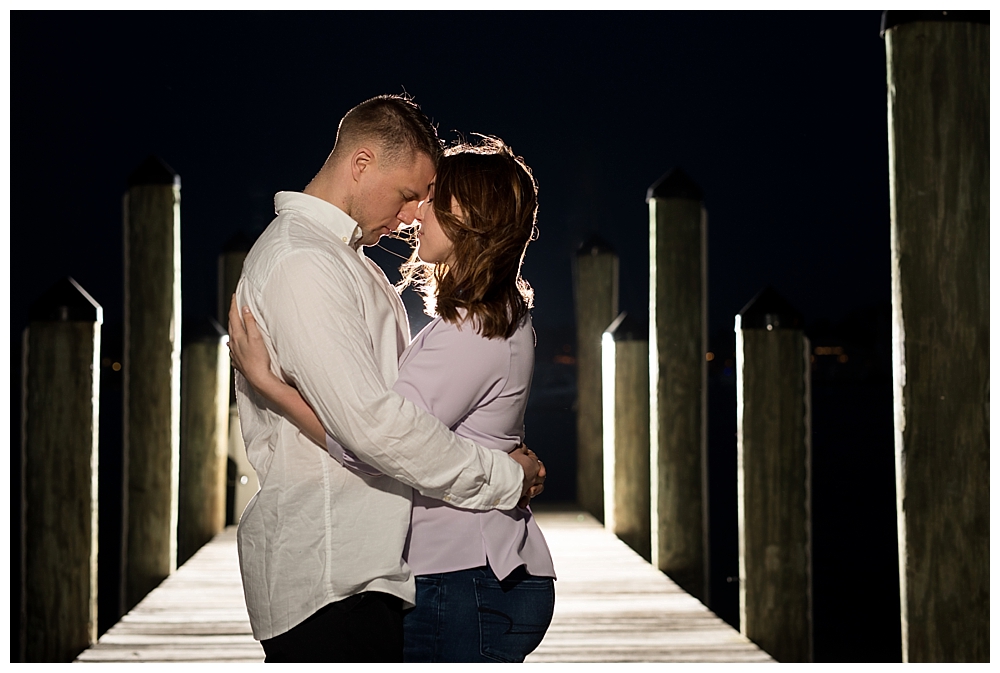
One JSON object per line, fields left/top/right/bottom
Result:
{"left": 21, "top": 277, "right": 102, "bottom": 662}
{"left": 574, "top": 234, "right": 619, "bottom": 521}
{"left": 601, "top": 312, "right": 651, "bottom": 561}
{"left": 217, "top": 232, "right": 257, "bottom": 524}
{"left": 735, "top": 287, "right": 812, "bottom": 662}
{"left": 123, "top": 155, "right": 182, "bottom": 610}
{"left": 177, "top": 317, "right": 230, "bottom": 566}
{"left": 881, "top": 10, "right": 989, "bottom": 663}
{"left": 647, "top": 168, "right": 708, "bottom": 602}
{"left": 218, "top": 232, "right": 253, "bottom": 325}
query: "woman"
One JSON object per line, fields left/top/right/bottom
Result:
{"left": 228, "top": 136, "right": 556, "bottom": 663}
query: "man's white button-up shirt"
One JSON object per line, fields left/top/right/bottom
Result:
{"left": 234, "top": 191, "right": 524, "bottom": 641}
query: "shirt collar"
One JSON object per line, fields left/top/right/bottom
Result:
{"left": 274, "top": 191, "right": 364, "bottom": 248}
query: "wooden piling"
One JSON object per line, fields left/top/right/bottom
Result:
{"left": 735, "top": 287, "right": 812, "bottom": 663}
{"left": 882, "top": 10, "right": 989, "bottom": 663}
{"left": 21, "top": 277, "right": 102, "bottom": 662}
{"left": 574, "top": 234, "right": 619, "bottom": 522}
{"left": 217, "top": 232, "right": 252, "bottom": 327}
{"left": 601, "top": 312, "right": 651, "bottom": 561}
{"left": 123, "top": 155, "right": 182, "bottom": 610}
{"left": 647, "top": 168, "right": 708, "bottom": 602}
{"left": 177, "top": 318, "right": 230, "bottom": 566}
{"left": 217, "top": 233, "right": 257, "bottom": 524}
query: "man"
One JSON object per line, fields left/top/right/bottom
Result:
{"left": 232, "top": 94, "right": 544, "bottom": 662}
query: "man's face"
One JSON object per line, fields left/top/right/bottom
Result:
{"left": 354, "top": 152, "right": 436, "bottom": 247}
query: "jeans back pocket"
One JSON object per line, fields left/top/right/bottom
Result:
{"left": 474, "top": 576, "right": 555, "bottom": 663}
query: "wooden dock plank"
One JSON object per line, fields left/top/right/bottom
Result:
{"left": 76, "top": 507, "right": 772, "bottom": 663}
{"left": 75, "top": 526, "right": 263, "bottom": 663}
{"left": 526, "top": 507, "right": 772, "bottom": 663}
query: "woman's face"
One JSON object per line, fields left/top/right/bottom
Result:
{"left": 414, "top": 185, "right": 458, "bottom": 265}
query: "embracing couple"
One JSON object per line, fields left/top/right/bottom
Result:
{"left": 226, "top": 94, "right": 556, "bottom": 663}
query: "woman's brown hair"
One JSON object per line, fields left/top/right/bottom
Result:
{"left": 397, "top": 136, "right": 538, "bottom": 340}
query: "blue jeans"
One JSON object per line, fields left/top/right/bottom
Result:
{"left": 403, "top": 565, "right": 555, "bottom": 662}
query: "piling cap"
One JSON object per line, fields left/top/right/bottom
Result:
{"left": 577, "top": 233, "right": 616, "bottom": 257}
{"left": 182, "top": 316, "right": 228, "bottom": 347}
{"left": 738, "top": 286, "right": 803, "bottom": 330}
{"left": 128, "top": 155, "right": 181, "bottom": 188}
{"left": 29, "top": 276, "right": 103, "bottom": 323}
{"left": 604, "top": 311, "right": 647, "bottom": 342}
{"left": 222, "top": 231, "right": 255, "bottom": 253}
{"left": 646, "top": 168, "right": 704, "bottom": 204}
{"left": 880, "top": 10, "right": 990, "bottom": 36}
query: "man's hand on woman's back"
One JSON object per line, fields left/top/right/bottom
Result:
{"left": 509, "top": 446, "right": 545, "bottom": 509}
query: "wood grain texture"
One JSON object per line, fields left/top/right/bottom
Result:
{"left": 885, "top": 20, "right": 990, "bottom": 663}
{"left": 528, "top": 508, "right": 772, "bottom": 662}
{"left": 123, "top": 183, "right": 182, "bottom": 611}
{"left": 178, "top": 338, "right": 230, "bottom": 566}
{"left": 22, "top": 321, "right": 101, "bottom": 662}
{"left": 216, "top": 249, "right": 247, "bottom": 330}
{"left": 226, "top": 406, "right": 257, "bottom": 525}
{"left": 574, "top": 250, "right": 619, "bottom": 521}
{"left": 76, "top": 526, "right": 263, "bottom": 663}
{"left": 604, "top": 338, "right": 652, "bottom": 561}
{"left": 648, "top": 196, "right": 708, "bottom": 600}
{"left": 217, "top": 246, "right": 245, "bottom": 410}
{"left": 217, "top": 247, "right": 256, "bottom": 525}
{"left": 76, "top": 509, "right": 772, "bottom": 663}
{"left": 736, "top": 327, "right": 812, "bottom": 662}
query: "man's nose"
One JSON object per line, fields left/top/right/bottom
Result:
{"left": 397, "top": 201, "right": 420, "bottom": 226}
{"left": 398, "top": 201, "right": 419, "bottom": 225}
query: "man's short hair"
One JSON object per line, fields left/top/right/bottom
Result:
{"left": 333, "top": 94, "right": 443, "bottom": 168}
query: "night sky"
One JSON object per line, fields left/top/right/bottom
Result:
{"left": 12, "top": 10, "right": 891, "bottom": 344}
{"left": 12, "top": 10, "right": 904, "bottom": 661}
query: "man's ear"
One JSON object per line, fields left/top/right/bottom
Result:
{"left": 350, "top": 147, "right": 375, "bottom": 183}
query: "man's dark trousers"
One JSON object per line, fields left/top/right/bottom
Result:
{"left": 260, "top": 592, "right": 404, "bottom": 662}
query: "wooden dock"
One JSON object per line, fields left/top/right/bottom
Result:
{"left": 76, "top": 506, "right": 772, "bottom": 663}
{"left": 525, "top": 506, "right": 772, "bottom": 662}
{"left": 74, "top": 526, "right": 263, "bottom": 663}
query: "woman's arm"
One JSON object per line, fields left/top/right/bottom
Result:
{"left": 231, "top": 295, "right": 539, "bottom": 499}
{"left": 228, "top": 294, "right": 326, "bottom": 448}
